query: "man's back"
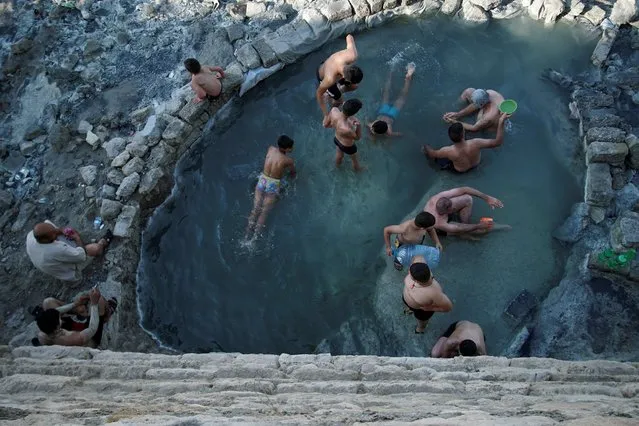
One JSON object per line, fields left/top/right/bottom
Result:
{"left": 403, "top": 276, "right": 444, "bottom": 310}
{"left": 449, "top": 141, "right": 482, "bottom": 172}
{"left": 263, "top": 146, "right": 291, "bottom": 180}
{"left": 26, "top": 231, "right": 85, "bottom": 281}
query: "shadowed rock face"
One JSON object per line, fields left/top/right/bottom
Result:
{"left": 1, "top": 346, "right": 639, "bottom": 424}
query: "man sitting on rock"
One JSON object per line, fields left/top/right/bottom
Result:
{"left": 443, "top": 88, "right": 505, "bottom": 133}
{"left": 423, "top": 187, "right": 510, "bottom": 239}
{"left": 184, "top": 58, "right": 225, "bottom": 103}
{"left": 33, "top": 287, "right": 116, "bottom": 348}
{"left": 316, "top": 34, "right": 363, "bottom": 116}
{"left": 25, "top": 220, "right": 113, "bottom": 282}
{"left": 431, "top": 320, "right": 486, "bottom": 357}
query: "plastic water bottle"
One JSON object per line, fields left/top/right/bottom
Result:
{"left": 93, "top": 217, "right": 103, "bottom": 230}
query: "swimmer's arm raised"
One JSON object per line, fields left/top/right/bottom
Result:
{"left": 344, "top": 34, "right": 357, "bottom": 62}
{"left": 475, "top": 113, "right": 508, "bottom": 148}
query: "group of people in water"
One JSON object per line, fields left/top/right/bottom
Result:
{"left": 233, "top": 34, "right": 513, "bottom": 357}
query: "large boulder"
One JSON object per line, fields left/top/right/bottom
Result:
{"left": 610, "top": 210, "right": 639, "bottom": 251}
{"left": 586, "top": 142, "right": 628, "bottom": 164}
{"left": 585, "top": 163, "right": 613, "bottom": 207}
{"left": 460, "top": 0, "right": 490, "bottom": 22}
{"left": 528, "top": 0, "right": 564, "bottom": 23}
{"left": 610, "top": 0, "right": 639, "bottom": 25}
{"left": 552, "top": 202, "right": 590, "bottom": 243}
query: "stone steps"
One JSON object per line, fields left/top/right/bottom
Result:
{"left": 1, "top": 347, "right": 639, "bottom": 424}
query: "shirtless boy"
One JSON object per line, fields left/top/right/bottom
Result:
{"left": 368, "top": 63, "right": 416, "bottom": 139}
{"left": 402, "top": 261, "right": 453, "bottom": 334}
{"left": 184, "top": 58, "right": 225, "bottom": 103}
{"left": 443, "top": 88, "right": 505, "bottom": 133}
{"left": 431, "top": 320, "right": 487, "bottom": 358}
{"left": 423, "top": 186, "right": 510, "bottom": 238}
{"left": 245, "top": 135, "right": 296, "bottom": 241}
{"left": 323, "top": 99, "right": 363, "bottom": 171}
{"left": 383, "top": 211, "right": 442, "bottom": 271}
{"left": 423, "top": 113, "right": 509, "bottom": 173}
{"left": 316, "top": 34, "right": 363, "bottom": 116}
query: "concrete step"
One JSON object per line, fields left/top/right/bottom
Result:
{"left": 1, "top": 346, "right": 639, "bottom": 425}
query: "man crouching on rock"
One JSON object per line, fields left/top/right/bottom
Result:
{"left": 33, "top": 287, "right": 117, "bottom": 348}
{"left": 184, "top": 58, "right": 225, "bottom": 103}
{"left": 25, "top": 220, "right": 113, "bottom": 282}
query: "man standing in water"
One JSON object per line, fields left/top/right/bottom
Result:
{"left": 403, "top": 261, "right": 453, "bottom": 334}
{"left": 323, "top": 99, "right": 364, "bottom": 172}
{"left": 423, "top": 113, "right": 509, "bottom": 173}
{"left": 184, "top": 58, "right": 225, "bottom": 103}
{"left": 316, "top": 34, "right": 363, "bottom": 116}
{"left": 424, "top": 186, "right": 510, "bottom": 238}
{"left": 383, "top": 212, "right": 442, "bottom": 271}
{"left": 442, "top": 88, "right": 504, "bottom": 133}
{"left": 368, "top": 63, "right": 416, "bottom": 139}
{"left": 245, "top": 135, "right": 296, "bottom": 241}
{"left": 431, "top": 321, "right": 487, "bottom": 358}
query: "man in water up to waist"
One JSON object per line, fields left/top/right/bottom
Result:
{"left": 423, "top": 112, "right": 509, "bottom": 173}
{"left": 323, "top": 99, "right": 364, "bottom": 172}
{"left": 403, "top": 261, "right": 453, "bottom": 334}
{"left": 383, "top": 211, "right": 442, "bottom": 271}
{"left": 245, "top": 135, "right": 296, "bottom": 242}
{"left": 431, "top": 320, "right": 486, "bottom": 358}
{"left": 443, "top": 88, "right": 504, "bottom": 133}
{"left": 316, "top": 34, "right": 363, "bottom": 117}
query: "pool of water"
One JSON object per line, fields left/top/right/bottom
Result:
{"left": 138, "top": 16, "right": 595, "bottom": 355}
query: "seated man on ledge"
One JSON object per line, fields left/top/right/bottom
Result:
{"left": 26, "top": 220, "right": 113, "bottom": 282}
{"left": 184, "top": 58, "right": 225, "bottom": 103}
{"left": 424, "top": 187, "right": 510, "bottom": 239}
{"left": 34, "top": 287, "right": 117, "bottom": 348}
{"left": 423, "top": 113, "right": 509, "bottom": 173}
{"left": 442, "top": 88, "right": 504, "bottom": 133}
{"left": 431, "top": 320, "right": 486, "bottom": 358}
{"left": 383, "top": 211, "right": 442, "bottom": 271}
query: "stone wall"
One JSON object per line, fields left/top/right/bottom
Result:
{"left": 1, "top": 345, "right": 639, "bottom": 424}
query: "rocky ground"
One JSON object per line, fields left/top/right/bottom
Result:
{"left": 1, "top": 0, "right": 639, "bottom": 358}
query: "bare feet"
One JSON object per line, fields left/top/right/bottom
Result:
{"left": 406, "top": 62, "right": 416, "bottom": 79}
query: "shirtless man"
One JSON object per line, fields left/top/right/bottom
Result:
{"left": 316, "top": 34, "right": 363, "bottom": 116}
{"left": 431, "top": 320, "right": 487, "bottom": 358}
{"left": 184, "top": 58, "right": 225, "bottom": 103}
{"left": 424, "top": 186, "right": 510, "bottom": 238}
{"left": 368, "top": 63, "right": 416, "bottom": 139}
{"left": 245, "top": 135, "right": 296, "bottom": 241}
{"left": 442, "top": 88, "right": 505, "bottom": 133}
{"left": 402, "top": 261, "right": 453, "bottom": 334}
{"left": 35, "top": 287, "right": 112, "bottom": 347}
{"left": 423, "top": 113, "right": 509, "bottom": 173}
{"left": 35, "top": 289, "right": 117, "bottom": 348}
{"left": 323, "top": 99, "right": 363, "bottom": 171}
{"left": 383, "top": 212, "right": 442, "bottom": 271}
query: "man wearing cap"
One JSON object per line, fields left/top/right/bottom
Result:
{"left": 442, "top": 88, "right": 504, "bottom": 133}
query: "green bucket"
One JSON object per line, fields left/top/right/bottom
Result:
{"left": 499, "top": 99, "right": 518, "bottom": 114}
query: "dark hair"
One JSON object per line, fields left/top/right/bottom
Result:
{"left": 343, "top": 65, "right": 363, "bottom": 84}
{"left": 372, "top": 120, "right": 388, "bottom": 135}
{"left": 36, "top": 309, "right": 60, "bottom": 335}
{"left": 448, "top": 123, "right": 464, "bottom": 143}
{"left": 459, "top": 339, "right": 478, "bottom": 356}
{"left": 184, "top": 58, "right": 201, "bottom": 74}
{"left": 342, "top": 99, "right": 362, "bottom": 117}
{"left": 278, "top": 135, "right": 294, "bottom": 150}
{"left": 414, "top": 212, "right": 435, "bottom": 229}
{"left": 436, "top": 197, "right": 452, "bottom": 215}
{"left": 409, "top": 262, "right": 431, "bottom": 283}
